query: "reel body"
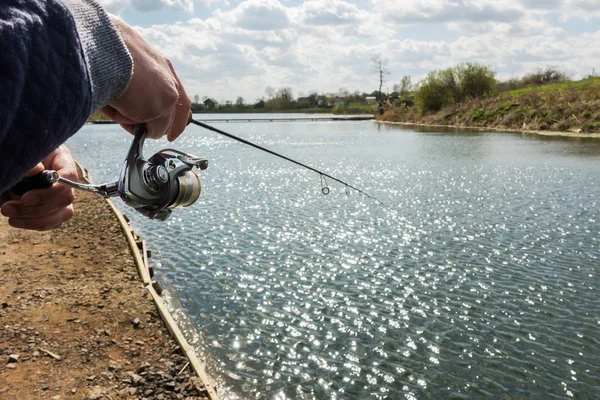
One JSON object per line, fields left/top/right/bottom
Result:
{"left": 15, "top": 124, "right": 208, "bottom": 221}
{"left": 119, "top": 125, "right": 208, "bottom": 220}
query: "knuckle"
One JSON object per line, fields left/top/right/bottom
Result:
{"left": 64, "top": 206, "right": 75, "bottom": 221}
{"left": 65, "top": 190, "right": 76, "bottom": 205}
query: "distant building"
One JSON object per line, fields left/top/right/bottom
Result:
{"left": 327, "top": 97, "right": 345, "bottom": 107}
{"left": 204, "top": 98, "right": 219, "bottom": 110}
{"left": 325, "top": 92, "right": 346, "bottom": 107}
{"left": 365, "top": 96, "right": 377, "bottom": 103}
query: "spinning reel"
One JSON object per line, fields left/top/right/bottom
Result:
{"left": 13, "top": 124, "right": 208, "bottom": 221}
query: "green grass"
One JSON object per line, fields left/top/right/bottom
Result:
{"left": 504, "top": 77, "right": 600, "bottom": 95}
{"left": 379, "top": 76, "right": 600, "bottom": 134}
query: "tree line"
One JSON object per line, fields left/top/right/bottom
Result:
{"left": 191, "top": 63, "right": 578, "bottom": 114}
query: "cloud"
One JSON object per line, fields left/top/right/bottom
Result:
{"left": 375, "top": 0, "right": 524, "bottom": 25}
{"left": 97, "top": 0, "right": 193, "bottom": 14}
{"left": 297, "top": 0, "right": 366, "bottom": 25}
{"left": 110, "top": 0, "right": 600, "bottom": 103}
{"left": 230, "top": 0, "right": 290, "bottom": 30}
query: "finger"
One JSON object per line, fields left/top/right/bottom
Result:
{"left": 4, "top": 163, "right": 46, "bottom": 201}
{"left": 19, "top": 148, "right": 78, "bottom": 208}
{"left": 9, "top": 189, "right": 75, "bottom": 218}
{"left": 27, "top": 163, "right": 45, "bottom": 177}
{"left": 99, "top": 105, "right": 139, "bottom": 125}
{"left": 167, "top": 74, "right": 191, "bottom": 142}
{"left": 8, "top": 205, "right": 74, "bottom": 231}
{"left": 146, "top": 105, "right": 176, "bottom": 139}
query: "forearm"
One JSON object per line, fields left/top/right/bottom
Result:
{"left": 0, "top": 0, "right": 92, "bottom": 194}
{"left": 0, "top": 0, "right": 133, "bottom": 195}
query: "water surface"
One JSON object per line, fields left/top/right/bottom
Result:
{"left": 67, "top": 115, "right": 600, "bottom": 399}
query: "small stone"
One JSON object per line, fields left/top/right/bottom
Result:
{"left": 8, "top": 354, "right": 19, "bottom": 363}
{"left": 6, "top": 364, "right": 16, "bottom": 369}
{"left": 129, "top": 373, "right": 144, "bottom": 385}
{"left": 132, "top": 318, "right": 141, "bottom": 328}
{"left": 108, "top": 361, "right": 120, "bottom": 371}
{"left": 71, "top": 388, "right": 77, "bottom": 394}
{"left": 51, "top": 396, "right": 61, "bottom": 400}
{"left": 86, "top": 375, "right": 95, "bottom": 381}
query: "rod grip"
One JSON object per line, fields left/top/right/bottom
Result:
{"left": 11, "top": 172, "right": 53, "bottom": 196}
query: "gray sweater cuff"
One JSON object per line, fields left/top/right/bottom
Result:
{"left": 60, "top": 0, "right": 133, "bottom": 111}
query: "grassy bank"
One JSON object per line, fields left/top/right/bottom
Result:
{"left": 378, "top": 77, "right": 600, "bottom": 134}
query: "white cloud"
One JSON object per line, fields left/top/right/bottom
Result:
{"left": 373, "top": 0, "right": 524, "bottom": 25}
{"left": 297, "top": 0, "right": 366, "bottom": 25}
{"left": 106, "top": 0, "right": 600, "bottom": 102}
{"left": 97, "top": 0, "right": 193, "bottom": 14}
{"left": 230, "top": 0, "right": 291, "bottom": 30}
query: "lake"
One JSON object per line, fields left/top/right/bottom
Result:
{"left": 67, "top": 114, "right": 600, "bottom": 399}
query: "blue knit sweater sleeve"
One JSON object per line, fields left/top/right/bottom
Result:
{"left": 0, "top": 0, "right": 132, "bottom": 195}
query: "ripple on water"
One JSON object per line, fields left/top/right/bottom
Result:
{"left": 67, "top": 122, "right": 600, "bottom": 399}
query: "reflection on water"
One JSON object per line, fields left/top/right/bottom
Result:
{"left": 67, "top": 116, "right": 600, "bottom": 399}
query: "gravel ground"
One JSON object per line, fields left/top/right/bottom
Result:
{"left": 0, "top": 190, "right": 212, "bottom": 400}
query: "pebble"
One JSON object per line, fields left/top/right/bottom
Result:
{"left": 129, "top": 372, "right": 144, "bottom": 385}
{"left": 8, "top": 354, "right": 19, "bottom": 363}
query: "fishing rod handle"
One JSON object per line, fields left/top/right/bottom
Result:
{"left": 10, "top": 171, "right": 56, "bottom": 196}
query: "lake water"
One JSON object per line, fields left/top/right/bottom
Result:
{"left": 67, "top": 114, "right": 600, "bottom": 399}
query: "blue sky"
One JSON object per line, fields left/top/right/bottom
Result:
{"left": 98, "top": 0, "right": 600, "bottom": 104}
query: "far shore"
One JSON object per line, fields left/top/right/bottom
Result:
{"left": 375, "top": 120, "right": 600, "bottom": 139}
{"left": 87, "top": 112, "right": 600, "bottom": 140}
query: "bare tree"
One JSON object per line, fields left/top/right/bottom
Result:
{"left": 265, "top": 86, "right": 275, "bottom": 100}
{"left": 372, "top": 55, "right": 390, "bottom": 101}
{"left": 193, "top": 94, "right": 200, "bottom": 104}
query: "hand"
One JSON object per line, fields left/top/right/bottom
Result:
{"left": 98, "top": 17, "right": 191, "bottom": 141}
{"left": 1, "top": 146, "right": 77, "bottom": 231}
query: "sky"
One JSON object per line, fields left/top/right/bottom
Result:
{"left": 97, "top": 0, "right": 600, "bottom": 104}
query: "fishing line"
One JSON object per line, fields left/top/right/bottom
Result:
{"left": 189, "top": 119, "right": 387, "bottom": 206}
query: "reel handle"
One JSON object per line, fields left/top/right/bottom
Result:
{"left": 10, "top": 172, "right": 54, "bottom": 196}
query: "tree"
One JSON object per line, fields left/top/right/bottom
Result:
{"left": 265, "top": 87, "right": 294, "bottom": 110}
{"left": 393, "top": 76, "right": 413, "bottom": 99}
{"left": 415, "top": 63, "right": 496, "bottom": 113}
{"left": 193, "top": 94, "right": 200, "bottom": 105}
{"left": 265, "top": 86, "right": 275, "bottom": 100}
{"left": 236, "top": 96, "right": 244, "bottom": 106}
{"left": 371, "top": 56, "right": 390, "bottom": 102}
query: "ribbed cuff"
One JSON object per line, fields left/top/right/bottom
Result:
{"left": 60, "top": 0, "right": 133, "bottom": 111}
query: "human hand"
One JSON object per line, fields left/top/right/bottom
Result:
{"left": 1, "top": 145, "right": 77, "bottom": 231}
{"left": 98, "top": 17, "right": 191, "bottom": 142}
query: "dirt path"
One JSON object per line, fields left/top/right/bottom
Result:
{"left": 0, "top": 191, "right": 211, "bottom": 399}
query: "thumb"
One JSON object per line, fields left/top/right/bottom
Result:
{"left": 27, "top": 163, "right": 45, "bottom": 177}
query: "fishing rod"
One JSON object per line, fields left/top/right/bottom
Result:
{"left": 10, "top": 117, "right": 386, "bottom": 221}
{"left": 189, "top": 118, "right": 387, "bottom": 206}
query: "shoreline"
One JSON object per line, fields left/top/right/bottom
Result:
{"left": 375, "top": 119, "right": 600, "bottom": 139}
{"left": 0, "top": 169, "right": 219, "bottom": 399}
